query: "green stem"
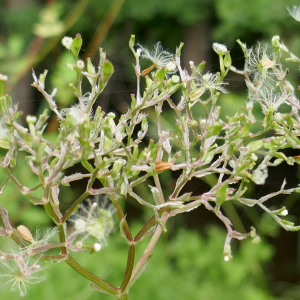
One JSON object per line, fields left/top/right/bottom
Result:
{"left": 61, "top": 190, "right": 90, "bottom": 223}
{"left": 65, "top": 255, "right": 118, "bottom": 295}
{"left": 134, "top": 207, "right": 168, "bottom": 242}
{"left": 126, "top": 213, "right": 169, "bottom": 291}
{"left": 120, "top": 243, "right": 136, "bottom": 291}
{"left": 57, "top": 224, "right": 67, "bottom": 256}
{"left": 118, "top": 293, "right": 129, "bottom": 300}
{"left": 81, "top": 160, "right": 95, "bottom": 173}
{"left": 109, "top": 194, "right": 135, "bottom": 292}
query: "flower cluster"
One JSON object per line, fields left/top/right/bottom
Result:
{"left": 1, "top": 9, "right": 300, "bottom": 297}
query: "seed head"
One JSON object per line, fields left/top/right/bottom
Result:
{"left": 138, "top": 42, "right": 174, "bottom": 69}
{"left": 0, "top": 253, "right": 46, "bottom": 297}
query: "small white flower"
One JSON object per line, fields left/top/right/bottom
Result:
{"left": 61, "top": 36, "right": 73, "bottom": 50}
{"left": 281, "top": 209, "right": 288, "bottom": 216}
{"left": 76, "top": 60, "right": 85, "bottom": 70}
{"left": 138, "top": 42, "right": 174, "bottom": 68}
{"left": 212, "top": 43, "right": 227, "bottom": 55}
{"left": 93, "top": 243, "right": 102, "bottom": 252}
{"left": 287, "top": 6, "right": 300, "bottom": 22}
{"left": 171, "top": 75, "right": 180, "bottom": 84}
{"left": 224, "top": 255, "right": 230, "bottom": 261}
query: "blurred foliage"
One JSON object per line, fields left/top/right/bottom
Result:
{"left": 213, "top": 0, "right": 300, "bottom": 44}
{"left": 0, "top": 224, "right": 280, "bottom": 300}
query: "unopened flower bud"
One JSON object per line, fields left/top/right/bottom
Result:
{"left": 272, "top": 35, "right": 280, "bottom": 43}
{"left": 171, "top": 75, "right": 180, "bottom": 84}
{"left": 224, "top": 255, "right": 230, "bottom": 261}
{"left": 166, "top": 62, "right": 176, "bottom": 72}
{"left": 76, "top": 241, "right": 83, "bottom": 249}
{"left": 93, "top": 243, "right": 102, "bottom": 252}
{"left": 0, "top": 74, "right": 8, "bottom": 81}
{"left": 212, "top": 43, "right": 227, "bottom": 55}
{"left": 62, "top": 36, "right": 73, "bottom": 50}
{"left": 246, "top": 101, "right": 254, "bottom": 111}
{"left": 26, "top": 115, "right": 37, "bottom": 124}
{"left": 112, "top": 159, "right": 125, "bottom": 179}
{"left": 274, "top": 112, "right": 283, "bottom": 123}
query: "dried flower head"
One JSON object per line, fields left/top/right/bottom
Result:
{"left": 247, "top": 43, "right": 277, "bottom": 87}
{"left": 196, "top": 72, "right": 228, "bottom": 94}
{"left": 287, "top": 5, "right": 300, "bottom": 22}
{"left": 0, "top": 253, "right": 46, "bottom": 297}
{"left": 249, "top": 89, "right": 289, "bottom": 112}
{"left": 138, "top": 42, "right": 174, "bottom": 69}
{"left": 70, "top": 197, "right": 115, "bottom": 248}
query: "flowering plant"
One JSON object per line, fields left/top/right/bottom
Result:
{"left": 1, "top": 8, "right": 300, "bottom": 297}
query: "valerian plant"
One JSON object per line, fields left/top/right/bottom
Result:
{"left": 1, "top": 7, "right": 300, "bottom": 297}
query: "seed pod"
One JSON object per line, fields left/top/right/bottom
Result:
{"left": 141, "top": 65, "right": 155, "bottom": 76}
{"left": 17, "top": 225, "right": 34, "bottom": 243}
{"left": 155, "top": 161, "right": 173, "bottom": 172}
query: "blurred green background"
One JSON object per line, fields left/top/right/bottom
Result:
{"left": 1, "top": 0, "right": 300, "bottom": 299}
